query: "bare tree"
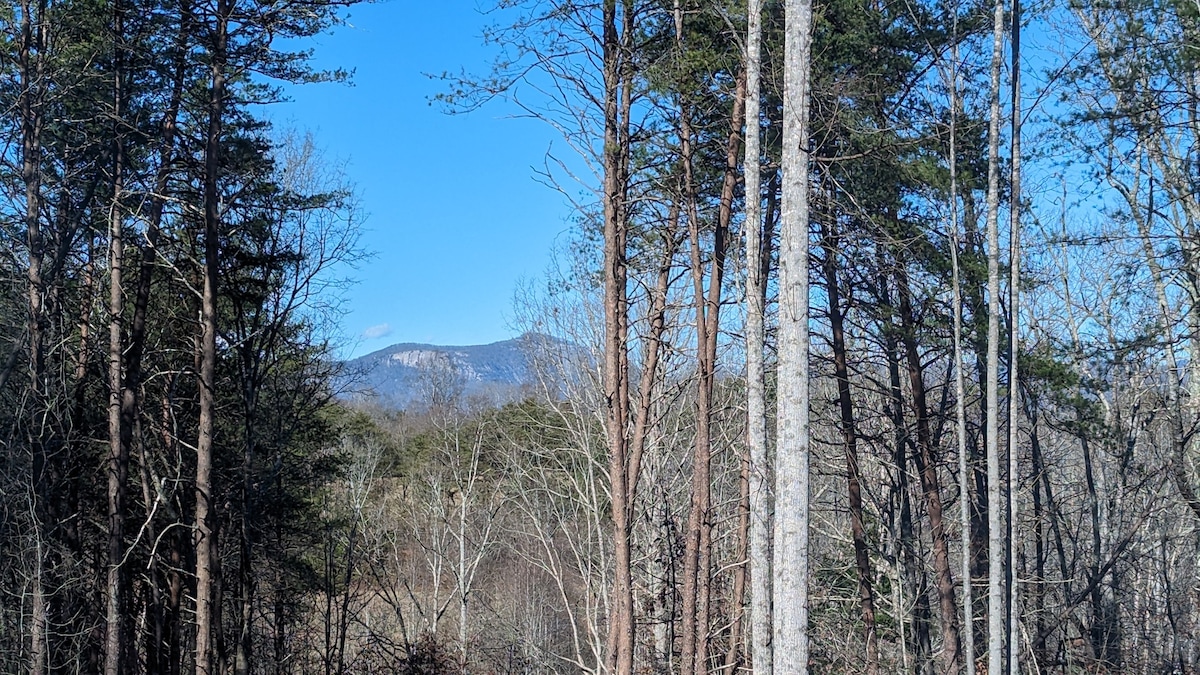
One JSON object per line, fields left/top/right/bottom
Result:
{"left": 600, "top": 2, "right": 637, "bottom": 670}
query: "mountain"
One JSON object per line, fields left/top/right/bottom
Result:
{"left": 339, "top": 335, "right": 545, "bottom": 410}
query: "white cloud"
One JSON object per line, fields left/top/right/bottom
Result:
{"left": 361, "top": 323, "right": 393, "bottom": 340}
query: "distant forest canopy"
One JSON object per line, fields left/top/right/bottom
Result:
{"left": 1, "top": 0, "right": 1198, "bottom": 674}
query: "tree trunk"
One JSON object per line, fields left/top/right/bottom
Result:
{"left": 236, "top": 390, "right": 257, "bottom": 675}
{"left": 104, "top": 3, "right": 128, "bottom": 665}
{"left": 878, "top": 271, "right": 933, "bottom": 674}
{"left": 677, "top": 2, "right": 713, "bottom": 663}
{"left": 676, "top": 8, "right": 744, "bottom": 670}
{"left": 896, "top": 260, "right": 963, "bottom": 673}
{"left": 961, "top": 194, "right": 991, "bottom": 593}
{"left": 743, "top": 0, "right": 772, "bottom": 670}
{"left": 946, "top": 20, "right": 976, "bottom": 670}
{"left": 820, "top": 217, "right": 878, "bottom": 675}
{"left": 1006, "top": 3, "right": 1022, "bottom": 670}
{"left": 984, "top": 0, "right": 1007, "bottom": 665}
{"left": 602, "top": 1, "right": 634, "bottom": 671}
{"left": 1027, "top": 399, "right": 1046, "bottom": 666}
{"left": 196, "top": 3, "right": 229, "bottom": 672}
{"left": 136, "top": 15, "right": 187, "bottom": 668}
{"left": 19, "top": 0, "right": 48, "bottom": 668}
{"left": 722, "top": 458, "right": 750, "bottom": 674}
{"left": 775, "top": 0, "right": 814, "bottom": 670}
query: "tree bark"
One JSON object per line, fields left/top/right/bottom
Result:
{"left": 676, "top": 7, "right": 744, "bottom": 669}
{"left": 19, "top": 0, "right": 49, "bottom": 668}
{"left": 722, "top": 458, "right": 750, "bottom": 674}
{"left": 196, "top": 2, "right": 230, "bottom": 672}
{"left": 601, "top": 2, "right": 635, "bottom": 672}
{"left": 819, "top": 217, "right": 878, "bottom": 675}
{"left": 775, "top": 0, "right": 814, "bottom": 670}
{"left": 743, "top": 0, "right": 773, "bottom": 669}
{"left": 984, "top": 0, "right": 1008, "bottom": 666}
{"left": 896, "top": 259, "right": 962, "bottom": 673}
{"left": 878, "top": 270, "right": 933, "bottom": 674}
{"left": 104, "top": 2, "right": 128, "bottom": 665}
{"left": 946, "top": 18, "right": 976, "bottom": 670}
{"left": 1006, "top": 2, "right": 1022, "bottom": 670}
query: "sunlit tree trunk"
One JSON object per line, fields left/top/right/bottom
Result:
{"left": 947, "top": 24, "right": 975, "bottom": 672}
{"left": 601, "top": 1, "right": 636, "bottom": 672}
{"left": 743, "top": 0, "right": 772, "bottom": 670}
{"left": 984, "top": 0, "right": 1007, "bottom": 667}
{"left": 775, "top": 0, "right": 814, "bottom": 670}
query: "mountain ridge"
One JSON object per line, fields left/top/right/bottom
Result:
{"left": 338, "top": 334, "right": 553, "bottom": 410}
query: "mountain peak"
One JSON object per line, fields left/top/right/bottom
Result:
{"left": 340, "top": 335, "right": 552, "bottom": 410}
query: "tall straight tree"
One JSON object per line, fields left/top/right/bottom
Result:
{"left": 743, "top": 0, "right": 772, "bottom": 670}
{"left": 104, "top": 1, "right": 129, "bottom": 669}
{"left": 775, "top": 0, "right": 814, "bottom": 671}
{"left": 984, "top": 0, "right": 1007, "bottom": 667}
{"left": 675, "top": 4, "right": 712, "bottom": 668}
{"left": 18, "top": 0, "right": 50, "bottom": 668}
{"left": 195, "top": 1, "right": 232, "bottom": 672}
{"left": 600, "top": 1, "right": 636, "bottom": 672}
{"left": 819, "top": 212, "right": 878, "bottom": 674}
{"left": 673, "top": 5, "right": 745, "bottom": 672}
{"left": 1006, "top": 1, "right": 1022, "bottom": 670}
{"left": 946, "top": 13, "right": 975, "bottom": 672}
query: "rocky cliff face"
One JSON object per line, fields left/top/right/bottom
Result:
{"left": 339, "top": 335, "right": 542, "bottom": 410}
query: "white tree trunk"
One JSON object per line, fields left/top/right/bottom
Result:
{"left": 775, "top": 0, "right": 813, "bottom": 671}
{"left": 947, "top": 21, "right": 975, "bottom": 674}
{"left": 744, "top": 0, "right": 772, "bottom": 672}
{"left": 984, "top": 0, "right": 1007, "bottom": 668}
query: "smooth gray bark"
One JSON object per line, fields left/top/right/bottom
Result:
{"left": 947, "top": 21, "right": 975, "bottom": 674}
{"left": 774, "top": 0, "right": 813, "bottom": 671}
{"left": 984, "top": 0, "right": 1007, "bottom": 669}
{"left": 744, "top": 2, "right": 772, "bottom": 666}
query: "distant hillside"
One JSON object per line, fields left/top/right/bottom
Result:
{"left": 339, "top": 334, "right": 551, "bottom": 410}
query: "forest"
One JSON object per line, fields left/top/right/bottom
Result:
{"left": 0, "top": 0, "right": 1197, "bottom": 672}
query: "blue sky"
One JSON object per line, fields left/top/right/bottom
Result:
{"left": 268, "top": 2, "right": 1068, "bottom": 360}
{"left": 270, "top": 2, "right": 580, "bottom": 358}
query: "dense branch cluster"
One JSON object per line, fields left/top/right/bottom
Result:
{"left": 0, "top": 0, "right": 364, "bottom": 671}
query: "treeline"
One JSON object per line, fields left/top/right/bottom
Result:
{"left": 0, "top": 0, "right": 366, "bottom": 672}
